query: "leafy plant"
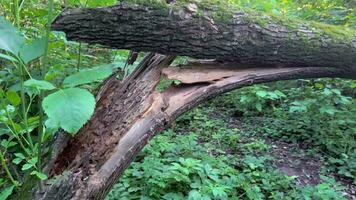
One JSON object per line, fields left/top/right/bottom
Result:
{"left": 0, "top": 3, "right": 116, "bottom": 197}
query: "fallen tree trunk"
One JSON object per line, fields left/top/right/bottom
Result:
{"left": 52, "top": 2, "right": 356, "bottom": 76}
{"left": 35, "top": 1, "right": 356, "bottom": 199}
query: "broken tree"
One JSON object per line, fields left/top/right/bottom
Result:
{"left": 35, "top": 1, "right": 355, "bottom": 199}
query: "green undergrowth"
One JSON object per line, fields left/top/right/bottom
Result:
{"left": 107, "top": 79, "right": 352, "bottom": 200}
{"left": 212, "top": 78, "right": 356, "bottom": 182}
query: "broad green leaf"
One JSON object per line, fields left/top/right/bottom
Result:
{"left": 45, "top": 118, "right": 60, "bottom": 131}
{"left": 63, "top": 65, "right": 114, "bottom": 88}
{"left": 42, "top": 88, "right": 95, "bottom": 134}
{"left": 6, "top": 90, "right": 21, "bottom": 106}
{"left": 0, "top": 53, "right": 18, "bottom": 62}
{"left": 19, "top": 38, "right": 46, "bottom": 64}
{"left": 24, "top": 79, "right": 56, "bottom": 91}
{"left": 0, "top": 16, "right": 25, "bottom": 55}
{"left": 0, "top": 185, "right": 14, "bottom": 200}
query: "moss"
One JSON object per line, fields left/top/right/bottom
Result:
{"left": 119, "top": 0, "right": 169, "bottom": 9}
{"left": 310, "top": 21, "right": 356, "bottom": 42}
{"left": 120, "top": 0, "right": 237, "bottom": 23}
{"left": 120, "top": 0, "right": 356, "bottom": 42}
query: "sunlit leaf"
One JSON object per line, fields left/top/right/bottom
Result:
{"left": 31, "top": 171, "right": 48, "bottom": 180}
{"left": 21, "top": 163, "right": 34, "bottom": 171}
{"left": 0, "top": 16, "right": 25, "bottom": 55}
{"left": 63, "top": 65, "right": 114, "bottom": 88}
{"left": 19, "top": 38, "right": 46, "bottom": 64}
{"left": 12, "top": 153, "right": 25, "bottom": 164}
{"left": 42, "top": 88, "right": 95, "bottom": 134}
{"left": 256, "top": 91, "right": 268, "bottom": 98}
{"left": 6, "top": 90, "right": 21, "bottom": 106}
{"left": 0, "top": 185, "right": 15, "bottom": 200}
{"left": 24, "top": 79, "right": 56, "bottom": 91}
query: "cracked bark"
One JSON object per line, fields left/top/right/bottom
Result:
{"left": 33, "top": 2, "right": 356, "bottom": 200}
{"left": 52, "top": 3, "right": 356, "bottom": 76}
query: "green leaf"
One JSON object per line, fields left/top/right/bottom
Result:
{"left": 6, "top": 90, "right": 21, "bottom": 106}
{"left": 12, "top": 157, "right": 24, "bottom": 165}
{"left": 0, "top": 53, "right": 18, "bottom": 62}
{"left": 1, "top": 139, "right": 17, "bottom": 149}
{"left": 28, "top": 157, "right": 38, "bottom": 165}
{"left": 0, "top": 185, "right": 14, "bottom": 200}
{"left": 67, "top": 0, "right": 117, "bottom": 7}
{"left": 19, "top": 38, "right": 46, "bottom": 64}
{"left": 14, "top": 153, "right": 25, "bottom": 159}
{"left": 255, "top": 103, "right": 263, "bottom": 112}
{"left": 21, "top": 163, "right": 34, "bottom": 171}
{"left": 256, "top": 91, "right": 268, "bottom": 98}
{"left": 42, "top": 88, "right": 96, "bottom": 134}
{"left": 63, "top": 65, "right": 114, "bottom": 88}
{"left": 0, "top": 16, "right": 25, "bottom": 55}
{"left": 31, "top": 171, "right": 48, "bottom": 180}
{"left": 319, "top": 105, "right": 337, "bottom": 115}
{"left": 24, "top": 79, "right": 56, "bottom": 91}
{"left": 87, "top": 0, "right": 117, "bottom": 7}
{"left": 45, "top": 118, "right": 60, "bottom": 131}
{"left": 188, "top": 190, "right": 202, "bottom": 200}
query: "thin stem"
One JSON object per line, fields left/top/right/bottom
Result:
{"left": 19, "top": 0, "right": 26, "bottom": 11}
{"left": 19, "top": 65, "right": 33, "bottom": 149}
{"left": 37, "top": 0, "right": 54, "bottom": 183}
{"left": 4, "top": 110, "right": 31, "bottom": 155}
{"left": 10, "top": 59, "right": 34, "bottom": 150}
{"left": 19, "top": 60, "right": 33, "bottom": 78}
{"left": 77, "top": 42, "right": 82, "bottom": 72}
{"left": 5, "top": 124, "right": 31, "bottom": 155}
{"left": 25, "top": 96, "right": 34, "bottom": 120}
{"left": 0, "top": 150, "right": 18, "bottom": 186}
{"left": 14, "top": 0, "right": 20, "bottom": 28}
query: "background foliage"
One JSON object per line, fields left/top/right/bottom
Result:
{"left": 0, "top": 0, "right": 355, "bottom": 199}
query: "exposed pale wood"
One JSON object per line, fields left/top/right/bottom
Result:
{"left": 34, "top": 2, "right": 356, "bottom": 199}
{"left": 36, "top": 53, "right": 350, "bottom": 199}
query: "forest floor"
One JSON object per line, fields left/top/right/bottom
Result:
{"left": 224, "top": 110, "right": 356, "bottom": 199}
{"left": 108, "top": 87, "right": 355, "bottom": 200}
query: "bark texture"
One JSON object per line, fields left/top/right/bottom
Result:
{"left": 52, "top": 2, "right": 356, "bottom": 77}
{"left": 34, "top": 1, "right": 356, "bottom": 199}
{"left": 36, "top": 55, "right": 351, "bottom": 200}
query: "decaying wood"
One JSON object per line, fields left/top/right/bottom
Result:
{"left": 37, "top": 54, "right": 350, "bottom": 200}
{"left": 34, "top": 1, "right": 356, "bottom": 199}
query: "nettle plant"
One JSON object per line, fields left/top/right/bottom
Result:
{"left": 0, "top": 12, "right": 115, "bottom": 197}
{"left": 237, "top": 85, "right": 287, "bottom": 114}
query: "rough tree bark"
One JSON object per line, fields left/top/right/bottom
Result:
{"left": 35, "top": 1, "right": 355, "bottom": 199}
{"left": 52, "top": 2, "right": 356, "bottom": 75}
